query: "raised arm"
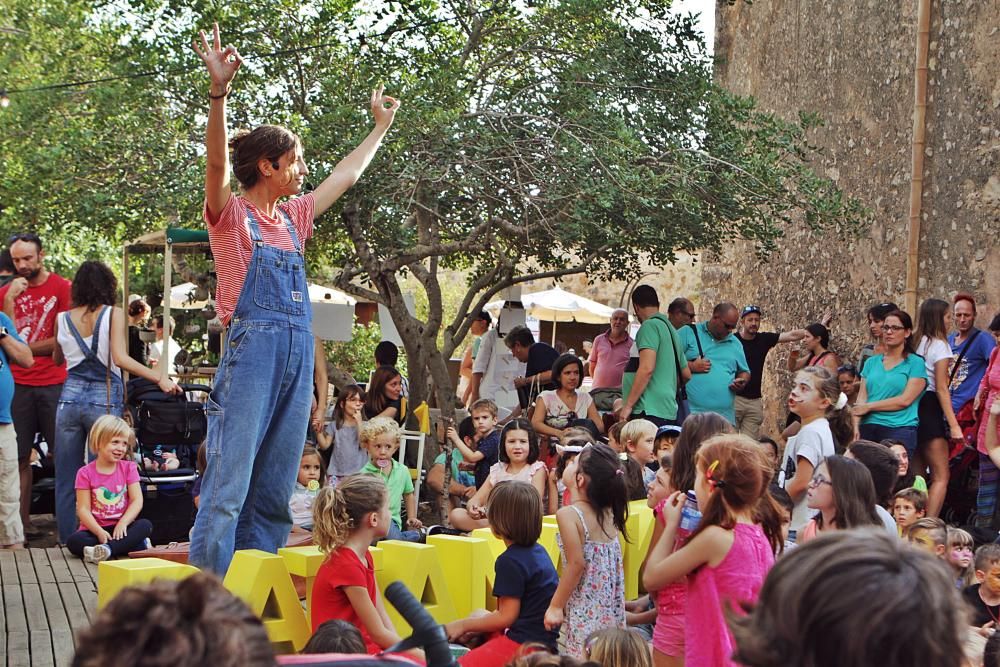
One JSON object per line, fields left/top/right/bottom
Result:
{"left": 193, "top": 23, "right": 243, "bottom": 219}
{"left": 311, "top": 86, "right": 400, "bottom": 218}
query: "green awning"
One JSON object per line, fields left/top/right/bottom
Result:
{"left": 124, "top": 227, "right": 212, "bottom": 255}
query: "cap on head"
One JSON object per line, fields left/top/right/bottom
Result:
{"left": 741, "top": 305, "right": 762, "bottom": 318}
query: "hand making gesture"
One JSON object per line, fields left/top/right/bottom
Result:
{"left": 370, "top": 84, "right": 401, "bottom": 130}
{"left": 193, "top": 22, "right": 242, "bottom": 92}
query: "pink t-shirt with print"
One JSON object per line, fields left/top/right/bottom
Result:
{"left": 75, "top": 460, "right": 139, "bottom": 529}
{"left": 204, "top": 193, "right": 315, "bottom": 325}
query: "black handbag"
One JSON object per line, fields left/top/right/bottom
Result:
{"left": 128, "top": 378, "right": 209, "bottom": 446}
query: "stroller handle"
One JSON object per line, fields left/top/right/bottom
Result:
{"left": 383, "top": 582, "right": 456, "bottom": 667}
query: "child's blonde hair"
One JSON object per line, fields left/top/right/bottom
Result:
{"left": 311, "top": 475, "right": 387, "bottom": 554}
{"left": 88, "top": 415, "right": 135, "bottom": 455}
{"left": 619, "top": 419, "right": 656, "bottom": 452}
{"left": 583, "top": 628, "right": 653, "bottom": 667}
{"left": 359, "top": 416, "right": 400, "bottom": 448}
{"left": 947, "top": 527, "right": 975, "bottom": 587}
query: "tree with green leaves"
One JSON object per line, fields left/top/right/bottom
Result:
{"left": 1, "top": 0, "right": 867, "bottom": 421}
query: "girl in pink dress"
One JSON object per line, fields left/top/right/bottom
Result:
{"left": 643, "top": 434, "right": 782, "bottom": 667}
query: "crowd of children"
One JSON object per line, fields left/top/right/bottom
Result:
{"left": 75, "top": 356, "right": 1000, "bottom": 666}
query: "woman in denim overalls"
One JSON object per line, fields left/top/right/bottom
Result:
{"left": 189, "top": 24, "right": 400, "bottom": 574}
{"left": 52, "top": 261, "right": 180, "bottom": 544}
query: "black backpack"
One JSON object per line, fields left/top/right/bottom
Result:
{"left": 128, "top": 378, "right": 209, "bottom": 446}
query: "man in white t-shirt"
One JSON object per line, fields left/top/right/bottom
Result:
{"left": 149, "top": 315, "right": 180, "bottom": 373}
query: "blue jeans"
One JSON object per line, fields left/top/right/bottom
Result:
{"left": 55, "top": 376, "right": 123, "bottom": 543}
{"left": 383, "top": 519, "right": 421, "bottom": 543}
{"left": 859, "top": 423, "right": 918, "bottom": 458}
{"left": 188, "top": 320, "right": 314, "bottom": 574}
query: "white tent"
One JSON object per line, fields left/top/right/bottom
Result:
{"left": 308, "top": 283, "right": 357, "bottom": 305}
{"left": 484, "top": 286, "right": 622, "bottom": 344}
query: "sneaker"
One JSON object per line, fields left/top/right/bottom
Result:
{"left": 426, "top": 525, "right": 464, "bottom": 537}
{"left": 83, "top": 544, "right": 112, "bottom": 564}
{"left": 142, "top": 538, "right": 153, "bottom": 550}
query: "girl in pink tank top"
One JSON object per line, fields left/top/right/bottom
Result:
{"left": 642, "top": 434, "right": 781, "bottom": 667}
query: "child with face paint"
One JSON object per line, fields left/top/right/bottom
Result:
{"left": 779, "top": 368, "right": 849, "bottom": 538}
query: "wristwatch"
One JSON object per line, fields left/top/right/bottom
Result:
{"left": 0, "top": 327, "right": 7, "bottom": 340}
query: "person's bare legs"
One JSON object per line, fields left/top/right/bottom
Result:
{"left": 448, "top": 508, "right": 489, "bottom": 532}
{"left": 925, "top": 437, "right": 950, "bottom": 518}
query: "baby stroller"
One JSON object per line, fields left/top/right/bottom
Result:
{"left": 127, "top": 378, "right": 209, "bottom": 544}
{"left": 278, "top": 583, "right": 456, "bottom": 666}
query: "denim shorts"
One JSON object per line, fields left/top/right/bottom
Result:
{"left": 859, "top": 423, "right": 918, "bottom": 457}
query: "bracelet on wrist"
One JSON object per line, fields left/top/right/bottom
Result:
{"left": 208, "top": 85, "right": 230, "bottom": 100}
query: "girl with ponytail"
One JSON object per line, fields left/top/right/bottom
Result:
{"left": 309, "top": 475, "right": 402, "bottom": 654}
{"left": 643, "top": 434, "right": 779, "bottom": 667}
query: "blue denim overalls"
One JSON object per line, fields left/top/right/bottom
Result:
{"left": 54, "top": 306, "right": 124, "bottom": 543}
{"left": 189, "top": 207, "right": 314, "bottom": 574}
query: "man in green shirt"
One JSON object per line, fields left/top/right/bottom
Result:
{"left": 619, "top": 285, "right": 692, "bottom": 426}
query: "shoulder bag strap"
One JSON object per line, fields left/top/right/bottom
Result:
{"left": 950, "top": 329, "right": 982, "bottom": 383}
{"left": 688, "top": 322, "right": 705, "bottom": 358}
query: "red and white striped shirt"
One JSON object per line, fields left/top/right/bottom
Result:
{"left": 204, "top": 193, "right": 315, "bottom": 325}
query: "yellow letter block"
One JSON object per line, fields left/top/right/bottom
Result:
{"left": 97, "top": 558, "right": 198, "bottom": 609}
{"left": 426, "top": 534, "right": 493, "bottom": 618}
{"left": 223, "top": 550, "right": 310, "bottom": 653}
{"left": 622, "top": 500, "right": 655, "bottom": 599}
{"left": 377, "top": 541, "right": 457, "bottom": 634}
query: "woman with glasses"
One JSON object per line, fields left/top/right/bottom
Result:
{"left": 859, "top": 302, "right": 899, "bottom": 372}
{"left": 798, "top": 455, "right": 881, "bottom": 543}
{"left": 787, "top": 323, "right": 840, "bottom": 375}
{"left": 913, "top": 298, "right": 962, "bottom": 517}
{"left": 852, "top": 310, "right": 928, "bottom": 459}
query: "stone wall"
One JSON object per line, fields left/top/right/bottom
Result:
{"left": 708, "top": 0, "right": 1000, "bottom": 436}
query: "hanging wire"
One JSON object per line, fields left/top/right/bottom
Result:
{"left": 1, "top": 8, "right": 492, "bottom": 97}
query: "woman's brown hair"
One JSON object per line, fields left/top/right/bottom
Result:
{"left": 690, "top": 434, "right": 783, "bottom": 554}
{"left": 365, "top": 365, "right": 402, "bottom": 418}
{"left": 229, "top": 125, "right": 301, "bottom": 190}
{"left": 914, "top": 298, "right": 951, "bottom": 345}
{"left": 730, "top": 529, "right": 967, "bottom": 667}
{"left": 71, "top": 573, "right": 276, "bottom": 667}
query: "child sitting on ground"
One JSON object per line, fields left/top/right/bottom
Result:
{"left": 359, "top": 417, "right": 422, "bottom": 542}
{"left": 947, "top": 526, "right": 976, "bottom": 589}
{"left": 450, "top": 419, "right": 547, "bottom": 532}
{"left": 894, "top": 487, "right": 928, "bottom": 535}
{"left": 964, "top": 543, "right": 1000, "bottom": 636}
{"left": 289, "top": 445, "right": 326, "bottom": 531}
{"left": 445, "top": 481, "right": 559, "bottom": 666}
{"left": 448, "top": 398, "right": 501, "bottom": 490}
{"left": 905, "top": 517, "right": 947, "bottom": 559}
{"left": 309, "top": 475, "right": 406, "bottom": 654}
{"left": 68, "top": 415, "right": 153, "bottom": 563}
{"left": 620, "top": 419, "right": 657, "bottom": 500}
{"left": 429, "top": 416, "right": 478, "bottom": 513}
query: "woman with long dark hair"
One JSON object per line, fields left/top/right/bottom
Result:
{"left": 913, "top": 298, "right": 961, "bottom": 517}
{"left": 364, "top": 366, "right": 405, "bottom": 425}
{"left": 52, "top": 261, "right": 180, "bottom": 544}
{"left": 188, "top": 23, "right": 399, "bottom": 574}
{"left": 788, "top": 323, "right": 840, "bottom": 375}
{"left": 852, "top": 310, "right": 927, "bottom": 459}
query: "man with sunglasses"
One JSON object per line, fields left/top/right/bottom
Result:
{"left": 677, "top": 302, "right": 750, "bottom": 424}
{"left": 734, "top": 305, "right": 812, "bottom": 439}
{"left": 0, "top": 233, "right": 72, "bottom": 541}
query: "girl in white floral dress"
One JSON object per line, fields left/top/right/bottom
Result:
{"left": 543, "top": 443, "right": 628, "bottom": 658}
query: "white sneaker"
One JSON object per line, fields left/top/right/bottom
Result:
{"left": 142, "top": 538, "right": 153, "bottom": 550}
{"left": 83, "top": 544, "right": 112, "bottom": 564}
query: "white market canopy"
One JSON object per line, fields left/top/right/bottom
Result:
{"left": 308, "top": 283, "right": 357, "bottom": 305}
{"left": 484, "top": 286, "right": 619, "bottom": 325}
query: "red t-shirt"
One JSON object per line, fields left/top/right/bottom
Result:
{"left": 311, "top": 546, "right": 380, "bottom": 654}
{"left": 0, "top": 273, "right": 72, "bottom": 386}
{"left": 204, "top": 193, "right": 315, "bottom": 325}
